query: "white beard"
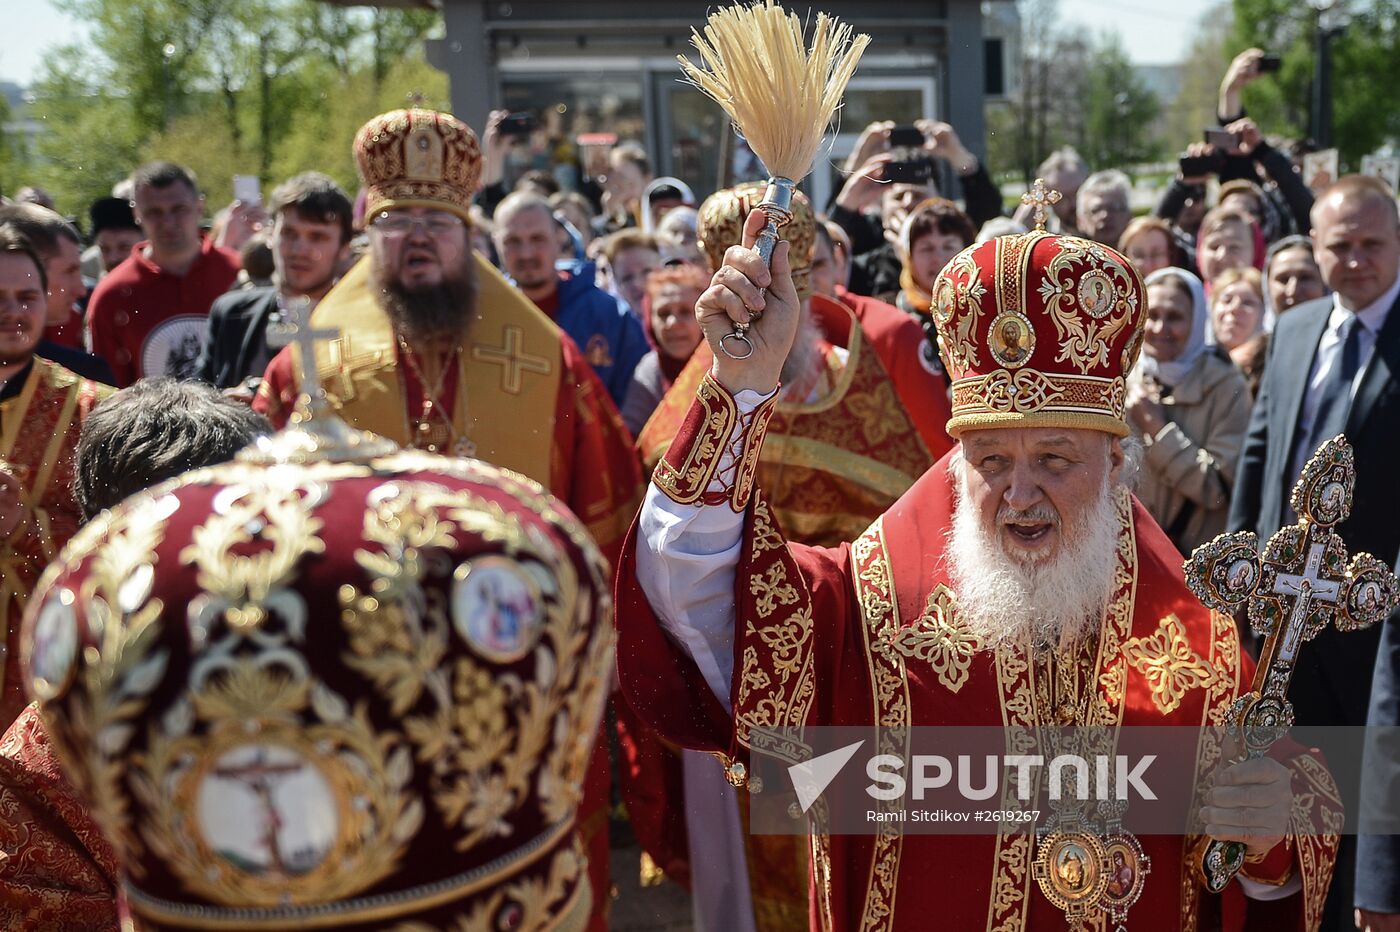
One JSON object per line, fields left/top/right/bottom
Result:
{"left": 947, "top": 460, "right": 1121, "bottom": 654}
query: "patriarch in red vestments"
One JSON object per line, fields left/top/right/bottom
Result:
{"left": 617, "top": 206, "right": 1340, "bottom": 930}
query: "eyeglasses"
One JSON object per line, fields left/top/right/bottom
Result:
{"left": 371, "top": 211, "right": 465, "bottom": 238}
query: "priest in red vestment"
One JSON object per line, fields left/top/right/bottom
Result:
{"left": 255, "top": 107, "right": 640, "bottom": 929}
{"left": 627, "top": 183, "right": 958, "bottom": 929}
{"left": 617, "top": 207, "right": 1340, "bottom": 930}
{"left": 0, "top": 230, "right": 110, "bottom": 733}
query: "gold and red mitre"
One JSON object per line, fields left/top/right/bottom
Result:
{"left": 20, "top": 420, "right": 613, "bottom": 928}
{"left": 354, "top": 107, "right": 481, "bottom": 224}
{"left": 931, "top": 230, "right": 1146, "bottom": 437}
{"left": 697, "top": 180, "right": 815, "bottom": 300}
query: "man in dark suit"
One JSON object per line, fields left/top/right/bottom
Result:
{"left": 1228, "top": 174, "right": 1400, "bottom": 929}
{"left": 1357, "top": 612, "right": 1400, "bottom": 932}
{"left": 195, "top": 172, "right": 352, "bottom": 390}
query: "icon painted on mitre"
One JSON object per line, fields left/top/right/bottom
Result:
{"left": 28, "top": 592, "right": 78, "bottom": 701}
{"left": 196, "top": 743, "right": 339, "bottom": 878}
{"left": 989, "top": 311, "right": 1035, "bottom": 369}
{"left": 1077, "top": 270, "right": 1116, "bottom": 319}
{"left": 453, "top": 556, "right": 545, "bottom": 663}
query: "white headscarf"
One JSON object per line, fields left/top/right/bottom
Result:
{"left": 1138, "top": 267, "right": 1211, "bottom": 387}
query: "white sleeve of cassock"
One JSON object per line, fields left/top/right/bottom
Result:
{"left": 1236, "top": 871, "right": 1303, "bottom": 901}
{"left": 635, "top": 386, "right": 776, "bottom": 711}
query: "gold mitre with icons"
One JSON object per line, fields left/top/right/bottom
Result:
{"left": 355, "top": 106, "right": 482, "bottom": 225}
{"left": 697, "top": 180, "right": 817, "bottom": 300}
{"left": 20, "top": 313, "right": 615, "bottom": 930}
{"left": 930, "top": 180, "right": 1147, "bottom": 438}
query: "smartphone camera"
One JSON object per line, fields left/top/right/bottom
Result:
{"left": 499, "top": 112, "right": 539, "bottom": 139}
{"left": 887, "top": 125, "right": 926, "bottom": 149}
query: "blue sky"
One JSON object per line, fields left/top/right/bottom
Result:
{"left": 3, "top": 0, "right": 1221, "bottom": 86}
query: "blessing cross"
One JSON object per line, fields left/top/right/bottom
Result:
{"left": 1021, "top": 177, "right": 1063, "bottom": 231}
{"left": 471, "top": 325, "right": 552, "bottom": 394}
{"left": 1183, "top": 434, "right": 1400, "bottom": 892}
{"left": 267, "top": 296, "right": 339, "bottom": 420}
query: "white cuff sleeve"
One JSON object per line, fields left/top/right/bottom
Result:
{"left": 1237, "top": 871, "right": 1303, "bottom": 901}
{"left": 635, "top": 387, "right": 775, "bottom": 709}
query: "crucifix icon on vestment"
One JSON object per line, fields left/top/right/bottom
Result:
{"left": 1021, "top": 178, "right": 1063, "bottom": 232}
{"left": 1183, "top": 434, "right": 1400, "bottom": 892}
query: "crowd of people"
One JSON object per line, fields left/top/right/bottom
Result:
{"left": 0, "top": 36, "right": 1398, "bottom": 932}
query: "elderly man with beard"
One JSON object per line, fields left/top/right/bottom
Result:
{"left": 254, "top": 109, "right": 638, "bottom": 927}
{"left": 616, "top": 209, "right": 1341, "bottom": 930}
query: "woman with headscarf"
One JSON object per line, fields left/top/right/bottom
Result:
{"left": 1125, "top": 267, "right": 1253, "bottom": 554}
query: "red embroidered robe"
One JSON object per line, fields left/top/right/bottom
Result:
{"left": 1, "top": 357, "right": 109, "bottom": 730}
{"left": 616, "top": 446, "right": 1340, "bottom": 931}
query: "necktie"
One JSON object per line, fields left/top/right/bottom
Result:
{"left": 1300, "top": 315, "right": 1364, "bottom": 465}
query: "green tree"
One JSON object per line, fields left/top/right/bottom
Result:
{"left": 0, "top": 93, "right": 26, "bottom": 196}
{"left": 1162, "top": 3, "right": 1233, "bottom": 155}
{"left": 1232, "top": 0, "right": 1400, "bottom": 166}
{"left": 1078, "top": 33, "right": 1162, "bottom": 169}
{"left": 21, "top": 0, "right": 440, "bottom": 214}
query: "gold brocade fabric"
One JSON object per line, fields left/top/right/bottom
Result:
{"left": 641, "top": 321, "right": 934, "bottom": 549}
{"left": 294, "top": 254, "right": 562, "bottom": 489}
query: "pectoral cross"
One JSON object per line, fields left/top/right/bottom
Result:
{"left": 268, "top": 297, "right": 339, "bottom": 422}
{"left": 1021, "top": 178, "right": 1063, "bottom": 231}
{"left": 1182, "top": 434, "right": 1400, "bottom": 892}
{"left": 471, "top": 325, "right": 552, "bottom": 394}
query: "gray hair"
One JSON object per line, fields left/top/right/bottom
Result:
{"left": 1038, "top": 147, "right": 1088, "bottom": 180}
{"left": 492, "top": 191, "right": 554, "bottom": 230}
{"left": 1077, "top": 170, "right": 1132, "bottom": 217}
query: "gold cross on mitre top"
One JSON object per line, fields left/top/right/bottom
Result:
{"left": 266, "top": 296, "right": 339, "bottom": 421}
{"left": 1021, "top": 178, "right": 1063, "bottom": 231}
{"left": 1182, "top": 434, "right": 1400, "bottom": 893}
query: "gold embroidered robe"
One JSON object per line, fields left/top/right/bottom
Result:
{"left": 617, "top": 452, "right": 1341, "bottom": 931}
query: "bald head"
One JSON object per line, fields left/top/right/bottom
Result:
{"left": 1311, "top": 174, "right": 1400, "bottom": 311}
{"left": 493, "top": 192, "right": 559, "bottom": 298}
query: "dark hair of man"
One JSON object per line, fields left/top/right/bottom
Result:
{"left": 0, "top": 204, "right": 81, "bottom": 260}
{"left": 130, "top": 160, "right": 200, "bottom": 197}
{"left": 269, "top": 171, "right": 353, "bottom": 245}
{"left": 72, "top": 378, "right": 270, "bottom": 519}
{"left": 0, "top": 225, "right": 49, "bottom": 293}
{"left": 515, "top": 169, "right": 561, "bottom": 198}
{"left": 906, "top": 198, "right": 977, "bottom": 249}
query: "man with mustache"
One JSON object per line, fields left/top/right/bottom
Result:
{"left": 254, "top": 107, "right": 639, "bottom": 927}
{"left": 0, "top": 227, "right": 110, "bottom": 732}
{"left": 617, "top": 209, "right": 1339, "bottom": 929}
